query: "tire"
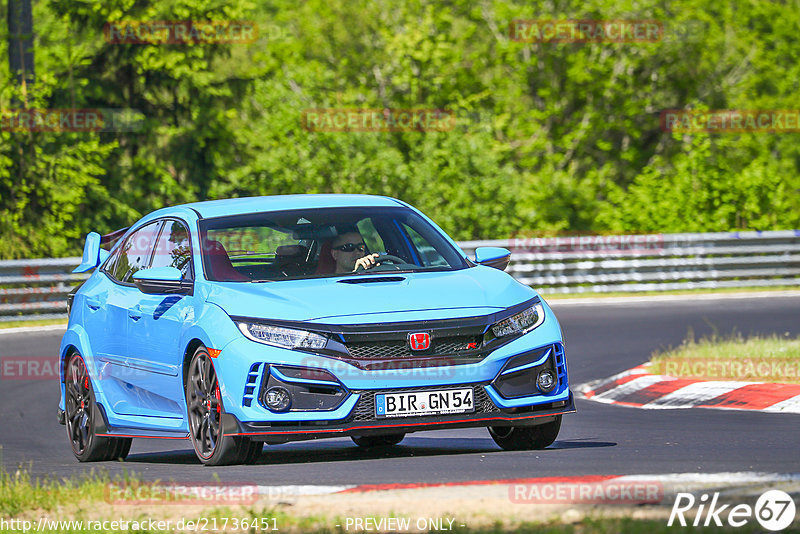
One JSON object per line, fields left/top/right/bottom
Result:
{"left": 351, "top": 433, "right": 405, "bottom": 448}
{"left": 488, "top": 415, "right": 562, "bottom": 451}
{"left": 239, "top": 440, "right": 264, "bottom": 464}
{"left": 64, "top": 351, "right": 132, "bottom": 462}
{"left": 185, "top": 346, "right": 254, "bottom": 465}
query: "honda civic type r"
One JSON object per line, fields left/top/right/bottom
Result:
{"left": 59, "top": 194, "right": 574, "bottom": 465}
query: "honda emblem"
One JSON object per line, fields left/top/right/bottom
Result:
{"left": 408, "top": 332, "right": 431, "bottom": 351}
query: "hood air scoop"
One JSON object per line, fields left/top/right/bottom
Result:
{"left": 337, "top": 276, "right": 406, "bottom": 284}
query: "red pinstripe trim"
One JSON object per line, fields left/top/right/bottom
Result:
{"left": 340, "top": 474, "right": 619, "bottom": 493}
{"left": 224, "top": 410, "right": 575, "bottom": 437}
{"left": 96, "top": 433, "right": 189, "bottom": 440}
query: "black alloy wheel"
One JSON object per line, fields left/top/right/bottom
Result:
{"left": 186, "top": 346, "right": 262, "bottom": 465}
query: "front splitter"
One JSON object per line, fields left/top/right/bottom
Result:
{"left": 227, "top": 394, "right": 575, "bottom": 443}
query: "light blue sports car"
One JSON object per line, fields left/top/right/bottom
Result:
{"left": 59, "top": 195, "right": 573, "bottom": 465}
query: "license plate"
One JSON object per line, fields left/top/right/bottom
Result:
{"left": 375, "top": 388, "right": 474, "bottom": 418}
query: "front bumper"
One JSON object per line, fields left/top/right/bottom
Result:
{"left": 222, "top": 392, "right": 575, "bottom": 443}
{"left": 214, "top": 302, "right": 572, "bottom": 439}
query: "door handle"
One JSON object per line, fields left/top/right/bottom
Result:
{"left": 128, "top": 305, "right": 142, "bottom": 321}
{"left": 86, "top": 298, "right": 101, "bottom": 310}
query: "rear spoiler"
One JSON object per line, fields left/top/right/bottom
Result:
{"left": 73, "top": 227, "right": 129, "bottom": 273}
{"left": 100, "top": 227, "right": 129, "bottom": 246}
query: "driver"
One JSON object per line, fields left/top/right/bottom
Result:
{"left": 330, "top": 228, "right": 381, "bottom": 273}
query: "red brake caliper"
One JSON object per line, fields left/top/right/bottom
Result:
{"left": 82, "top": 374, "right": 88, "bottom": 409}
{"left": 215, "top": 384, "right": 221, "bottom": 416}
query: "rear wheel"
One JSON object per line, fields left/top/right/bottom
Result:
{"left": 488, "top": 416, "right": 561, "bottom": 451}
{"left": 64, "top": 351, "right": 131, "bottom": 462}
{"left": 186, "top": 346, "right": 259, "bottom": 465}
{"left": 351, "top": 433, "right": 405, "bottom": 448}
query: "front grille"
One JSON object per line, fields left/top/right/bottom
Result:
{"left": 346, "top": 335, "right": 482, "bottom": 359}
{"left": 349, "top": 384, "right": 499, "bottom": 422}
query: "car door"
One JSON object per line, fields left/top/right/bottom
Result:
{"left": 125, "top": 219, "right": 195, "bottom": 419}
{"left": 95, "top": 221, "right": 164, "bottom": 417}
{"left": 78, "top": 254, "right": 122, "bottom": 382}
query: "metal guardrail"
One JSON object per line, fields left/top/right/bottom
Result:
{"left": 459, "top": 230, "right": 800, "bottom": 294}
{"left": 0, "top": 258, "right": 88, "bottom": 322}
{"left": 1, "top": 230, "right": 799, "bottom": 322}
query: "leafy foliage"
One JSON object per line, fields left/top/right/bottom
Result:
{"left": 1, "top": 0, "right": 798, "bottom": 258}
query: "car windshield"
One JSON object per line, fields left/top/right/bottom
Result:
{"left": 198, "top": 206, "right": 469, "bottom": 282}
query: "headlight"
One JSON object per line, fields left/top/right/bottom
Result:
{"left": 491, "top": 303, "right": 545, "bottom": 337}
{"left": 237, "top": 322, "right": 327, "bottom": 350}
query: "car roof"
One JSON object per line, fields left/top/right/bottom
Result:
{"left": 178, "top": 194, "right": 406, "bottom": 219}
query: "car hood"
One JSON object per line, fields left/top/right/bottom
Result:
{"left": 205, "top": 266, "right": 536, "bottom": 324}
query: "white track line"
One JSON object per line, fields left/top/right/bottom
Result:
{"left": 590, "top": 374, "right": 668, "bottom": 402}
{"left": 618, "top": 472, "right": 800, "bottom": 484}
{"left": 257, "top": 485, "right": 355, "bottom": 497}
{"left": 0, "top": 324, "right": 67, "bottom": 335}
{"left": 254, "top": 473, "right": 800, "bottom": 497}
{"left": 763, "top": 394, "right": 800, "bottom": 414}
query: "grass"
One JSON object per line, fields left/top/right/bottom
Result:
{"left": 648, "top": 332, "right": 800, "bottom": 383}
{"left": 5, "top": 463, "right": 791, "bottom": 533}
{"left": 0, "top": 319, "right": 67, "bottom": 330}
{"left": 0, "top": 453, "right": 127, "bottom": 517}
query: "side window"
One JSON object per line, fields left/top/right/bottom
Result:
{"left": 151, "top": 220, "right": 192, "bottom": 277}
{"left": 356, "top": 218, "right": 385, "bottom": 254}
{"left": 110, "top": 222, "right": 162, "bottom": 283}
{"left": 103, "top": 245, "right": 122, "bottom": 276}
{"left": 401, "top": 223, "right": 449, "bottom": 267}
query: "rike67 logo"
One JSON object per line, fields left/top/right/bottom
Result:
{"left": 668, "top": 490, "right": 796, "bottom": 531}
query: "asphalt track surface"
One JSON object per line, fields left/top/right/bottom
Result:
{"left": 1, "top": 294, "right": 799, "bottom": 484}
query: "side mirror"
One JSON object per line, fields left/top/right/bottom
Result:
{"left": 474, "top": 247, "right": 511, "bottom": 271}
{"left": 132, "top": 267, "right": 193, "bottom": 295}
{"left": 73, "top": 232, "right": 105, "bottom": 273}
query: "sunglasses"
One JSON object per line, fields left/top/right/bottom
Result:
{"left": 333, "top": 242, "right": 366, "bottom": 253}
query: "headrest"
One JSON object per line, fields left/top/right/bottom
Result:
{"left": 276, "top": 245, "right": 307, "bottom": 257}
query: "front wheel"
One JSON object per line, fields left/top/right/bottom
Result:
{"left": 185, "top": 346, "right": 261, "bottom": 465}
{"left": 488, "top": 416, "right": 561, "bottom": 451}
{"left": 64, "top": 351, "right": 131, "bottom": 462}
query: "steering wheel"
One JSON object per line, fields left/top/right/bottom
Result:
{"left": 354, "top": 253, "right": 408, "bottom": 272}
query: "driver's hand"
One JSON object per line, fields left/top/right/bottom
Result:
{"left": 353, "top": 253, "right": 381, "bottom": 272}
